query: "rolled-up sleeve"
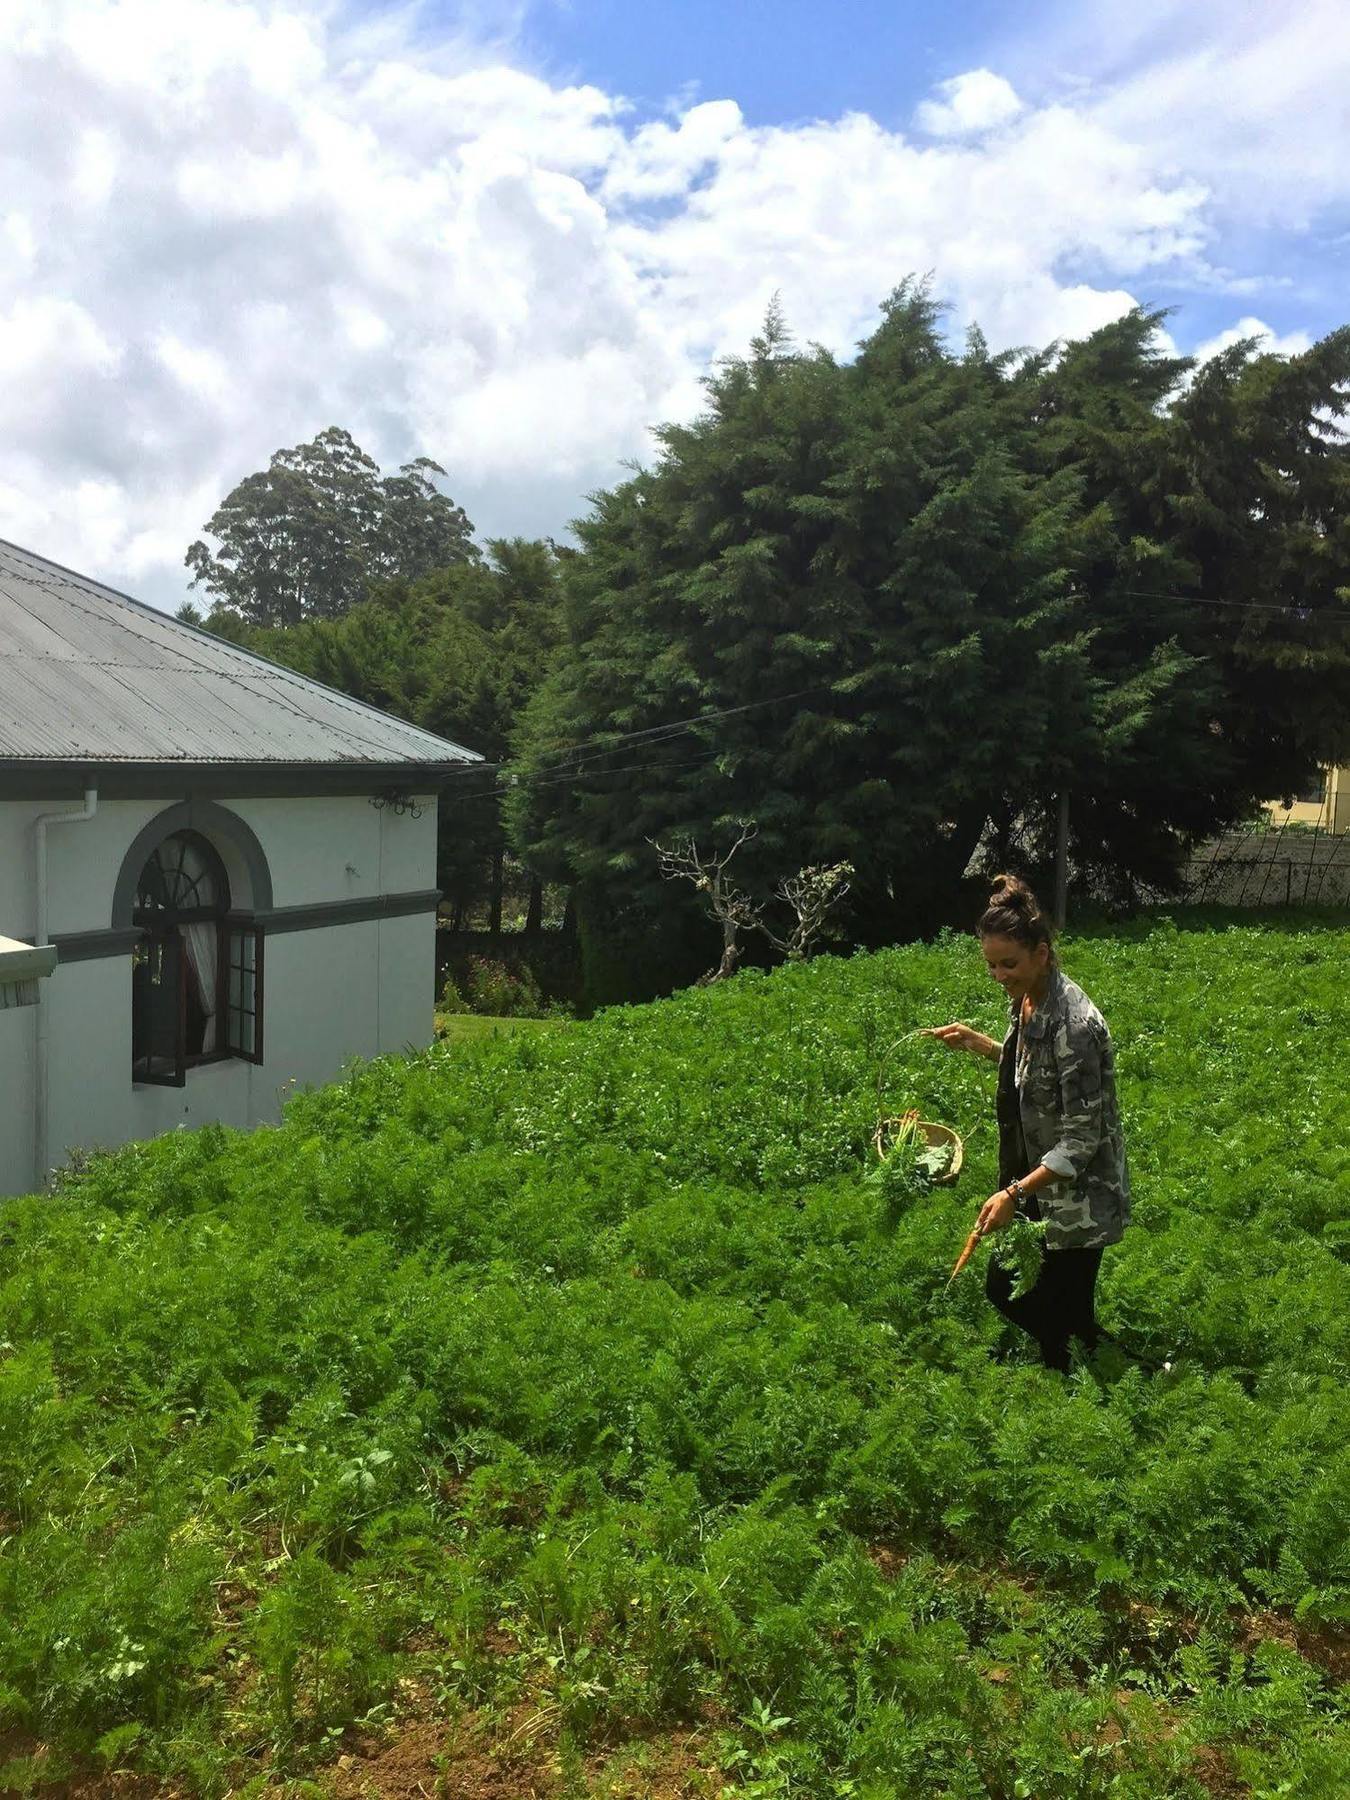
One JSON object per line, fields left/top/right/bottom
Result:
{"left": 1042, "top": 1018, "right": 1105, "bottom": 1180}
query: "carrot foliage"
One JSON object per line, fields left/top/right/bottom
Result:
{"left": 1, "top": 914, "right": 1347, "bottom": 1793}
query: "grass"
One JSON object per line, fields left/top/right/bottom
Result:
{"left": 434, "top": 1012, "right": 570, "bottom": 1046}
{"left": 1, "top": 913, "right": 1348, "bottom": 1797}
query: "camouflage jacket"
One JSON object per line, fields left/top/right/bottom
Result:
{"left": 1000, "top": 967, "right": 1131, "bottom": 1250}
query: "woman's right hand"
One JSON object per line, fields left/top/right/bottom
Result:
{"left": 925, "top": 1023, "right": 997, "bottom": 1060}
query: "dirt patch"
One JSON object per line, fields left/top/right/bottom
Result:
{"left": 584, "top": 1730, "right": 724, "bottom": 1799}
{"left": 864, "top": 1543, "right": 907, "bottom": 1580}
{"left": 319, "top": 1711, "right": 723, "bottom": 1800}
{"left": 0, "top": 1739, "right": 186, "bottom": 1800}
{"left": 1234, "top": 1611, "right": 1350, "bottom": 1686}
{"left": 324, "top": 1714, "right": 553, "bottom": 1800}
{"left": 1189, "top": 1743, "right": 1245, "bottom": 1799}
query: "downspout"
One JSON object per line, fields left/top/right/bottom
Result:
{"left": 33, "top": 786, "right": 98, "bottom": 1190}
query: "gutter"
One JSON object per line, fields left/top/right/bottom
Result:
{"left": 33, "top": 787, "right": 98, "bottom": 1190}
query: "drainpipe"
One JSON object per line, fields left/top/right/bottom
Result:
{"left": 33, "top": 786, "right": 98, "bottom": 1190}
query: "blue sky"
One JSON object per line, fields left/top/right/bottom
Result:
{"left": 487, "top": 0, "right": 1349, "bottom": 351}
{"left": 1, "top": 0, "right": 1346, "bottom": 605}
{"left": 507, "top": 0, "right": 1012, "bottom": 133}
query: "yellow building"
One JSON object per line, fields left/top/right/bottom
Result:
{"left": 1266, "top": 765, "right": 1349, "bottom": 832}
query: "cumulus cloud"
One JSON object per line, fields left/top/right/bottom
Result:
{"left": 1192, "top": 316, "right": 1315, "bottom": 363}
{"left": 914, "top": 69, "right": 1024, "bottom": 138}
{"left": 0, "top": 0, "right": 1344, "bottom": 610}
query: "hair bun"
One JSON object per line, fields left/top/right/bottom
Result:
{"left": 988, "top": 872, "right": 1036, "bottom": 917}
{"left": 978, "top": 872, "right": 1054, "bottom": 953}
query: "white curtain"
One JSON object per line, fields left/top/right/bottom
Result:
{"left": 182, "top": 922, "right": 220, "bottom": 1052}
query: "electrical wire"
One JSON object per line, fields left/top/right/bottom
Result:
{"left": 439, "top": 744, "right": 734, "bottom": 806}
{"left": 437, "top": 681, "right": 841, "bottom": 780}
{"left": 1113, "top": 587, "right": 1350, "bottom": 620}
{"left": 516, "top": 682, "right": 840, "bottom": 767}
{"left": 433, "top": 588, "right": 1350, "bottom": 793}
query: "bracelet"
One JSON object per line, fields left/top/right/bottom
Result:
{"left": 1005, "top": 1178, "right": 1024, "bottom": 1207}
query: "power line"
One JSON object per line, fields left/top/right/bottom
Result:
{"left": 435, "top": 589, "right": 1350, "bottom": 793}
{"left": 445, "top": 745, "right": 732, "bottom": 805}
{"left": 1114, "top": 587, "right": 1350, "bottom": 620}
{"left": 520, "top": 682, "right": 840, "bottom": 768}
{"left": 439, "top": 681, "right": 840, "bottom": 781}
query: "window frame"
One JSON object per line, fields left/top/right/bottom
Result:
{"left": 132, "top": 928, "right": 189, "bottom": 1088}
{"left": 131, "top": 830, "right": 265, "bottom": 1087}
{"left": 222, "top": 919, "right": 265, "bottom": 1066}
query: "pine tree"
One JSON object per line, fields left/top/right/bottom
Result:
{"left": 505, "top": 302, "right": 857, "bottom": 969}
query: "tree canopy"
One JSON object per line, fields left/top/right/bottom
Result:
{"left": 187, "top": 539, "right": 566, "bottom": 926}
{"left": 507, "top": 285, "right": 1350, "bottom": 940}
{"left": 179, "top": 294, "right": 1350, "bottom": 979}
{"left": 185, "top": 427, "right": 478, "bottom": 625}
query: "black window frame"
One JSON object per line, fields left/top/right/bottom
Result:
{"left": 131, "top": 830, "right": 264, "bottom": 1087}
{"left": 222, "top": 919, "right": 265, "bottom": 1066}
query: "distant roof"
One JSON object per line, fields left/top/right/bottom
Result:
{"left": 0, "top": 538, "right": 482, "bottom": 769}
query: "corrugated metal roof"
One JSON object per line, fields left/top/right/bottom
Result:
{"left": 0, "top": 538, "right": 483, "bottom": 767}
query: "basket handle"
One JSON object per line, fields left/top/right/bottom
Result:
{"left": 873, "top": 1028, "right": 932, "bottom": 1111}
{"left": 873, "top": 1030, "right": 985, "bottom": 1146}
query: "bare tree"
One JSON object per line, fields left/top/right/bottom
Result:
{"left": 651, "top": 822, "right": 854, "bottom": 983}
{"left": 649, "top": 820, "right": 762, "bottom": 984}
{"left": 755, "top": 861, "right": 855, "bottom": 961}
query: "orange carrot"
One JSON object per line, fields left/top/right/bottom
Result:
{"left": 947, "top": 1225, "right": 983, "bottom": 1286}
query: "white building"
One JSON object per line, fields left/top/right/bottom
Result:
{"left": 0, "top": 538, "right": 481, "bottom": 1198}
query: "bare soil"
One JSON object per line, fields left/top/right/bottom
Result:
{"left": 2, "top": 1709, "right": 723, "bottom": 1800}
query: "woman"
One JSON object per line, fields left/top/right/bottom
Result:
{"left": 930, "top": 874, "right": 1130, "bottom": 1371}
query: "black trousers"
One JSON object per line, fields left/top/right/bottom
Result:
{"left": 985, "top": 1244, "right": 1104, "bottom": 1372}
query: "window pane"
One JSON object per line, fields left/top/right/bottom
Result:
{"left": 223, "top": 924, "right": 263, "bottom": 1065}
{"left": 132, "top": 930, "right": 186, "bottom": 1085}
{"left": 136, "top": 830, "right": 227, "bottom": 916}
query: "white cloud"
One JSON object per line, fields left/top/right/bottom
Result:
{"left": 1192, "top": 316, "right": 1314, "bottom": 364}
{"left": 1017, "top": 0, "right": 1350, "bottom": 228}
{"left": 156, "top": 334, "right": 232, "bottom": 404}
{"left": 0, "top": 296, "right": 120, "bottom": 389}
{"left": 914, "top": 69, "right": 1024, "bottom": 138}
{"left": 603, "top": 100, "right": 744, "bottom": 202}
{"left": 0, "top": 0, "right": 1342, "bottom": 610}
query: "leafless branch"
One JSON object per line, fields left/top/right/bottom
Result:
{"left": 754, "top": 861, "right": 855, "bottom": 960}
{"left": 648, "top": 819, "right": 763, "bottom": 983}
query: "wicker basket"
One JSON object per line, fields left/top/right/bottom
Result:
{"left": 871, "top": 1116, "right": 964, "bottom": 1186}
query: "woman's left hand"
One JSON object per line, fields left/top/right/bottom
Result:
{"left": 976, "top": 1189, "right": 1016, "bottom": 1237}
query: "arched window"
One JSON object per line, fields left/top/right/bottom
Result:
{"left": 131, "top": 829, "right": 263, "bottom": 1085}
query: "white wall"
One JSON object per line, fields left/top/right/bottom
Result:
{"left": 0, "top": 790, "right": 439, "bottom": 1197}
{"left": 223, "top": 794, "right": 437, "bottom": 907}
{"left": 0, "top": 1004, "right": 35, "bottom": 1195}
{"left": 379, "top": 912, "right": 438, "bottom": 1051}
{"left": 0, "top": 797, "right": 157, "bottom": 939}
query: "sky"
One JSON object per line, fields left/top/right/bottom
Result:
{"left": 1, "top": 0, "right": 1347, "bottom": 611}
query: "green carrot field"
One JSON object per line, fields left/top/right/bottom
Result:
{"left": 2, "top": 916, "right": 1348, "bottom": 1798}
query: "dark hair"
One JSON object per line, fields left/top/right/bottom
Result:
{"left": 977, "top": 872, "right": 1055, "bottom": 956}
